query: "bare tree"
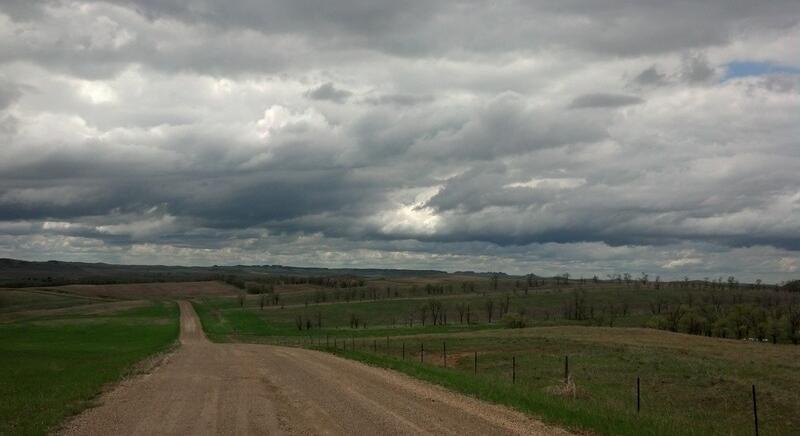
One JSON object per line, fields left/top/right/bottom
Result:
{"left": 456, "top": 302, "right": 466, "bottom": 324}
{"left": 499, "top": 294, "right": 510, "bottom": 316}
{"left": 485, "top": 299, "right": 494, "bottom": 323}
{"left": 788, "top": 302, "right": 800, "bottom": 345}
{"left": 428, "top": 300, "right": 443, "bottom": 325}
{"left": 419, "top": 303, "right": 428, "bottom": 326}
{"left": 490, "top": 273, "right": 500, "bottom": 291}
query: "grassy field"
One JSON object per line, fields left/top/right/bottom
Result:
{"left": 194, "top": 286, "right": 800, "bottom": 436}
{"left": 0, "top": 289, "right": 107, "bottom": 314}
{"left": 0, "top": 292, "right": 179, "bottom": 435}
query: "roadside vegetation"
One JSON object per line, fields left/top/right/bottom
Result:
{"left": 0, "top": 292, "right": 179, "bottom": 436}
{"left": 194, "top": 275, "right": 800, "bottom": 435}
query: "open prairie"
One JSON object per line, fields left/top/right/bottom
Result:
{"left": 193, "top": 279, "right": 800, "bottom": 436}
{"left": 6, "top": 280, "right": 240, "bottom": 300}
{"left": 2, "top": 270, "right": 799, "bottom": 436}
{"left": 0, "top": 291, "right": 179, "bottom": 435}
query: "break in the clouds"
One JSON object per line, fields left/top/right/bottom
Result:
{"left": 0, "top": 1, "right": 799, "bottom": 282}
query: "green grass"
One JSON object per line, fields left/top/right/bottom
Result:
{"left": 194, "top": 296, "right": 800, "bottom": 436}
{"left": 194, "top": 298, "right": 498, "bottom": 341}
{"left": 322, "top": 348, "right": 667, "bottom": 435}
{"left": 0, "top": 300, "right": 180, "bottom": 436}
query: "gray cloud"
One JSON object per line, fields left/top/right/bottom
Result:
{"left": 569, "top": 93, "right": 644, "bottom": 109}
{"left": 0, "top": 79, "right": 22, "bottom": 110}
{"left": 305, "top": 82, "right": 352, "bottom": 103}
{"left": 633, "top": 65, "right": 668, "bottom": 87}
{"left": 0, "top": 1, "right": 798, "bottom": 281}
{"left": 363, "top": 94, "right": 433, "bottom": 107}
{"left": 681, "top": 52, "right": 716, "bottom": 84}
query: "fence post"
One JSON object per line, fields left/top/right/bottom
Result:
{"left": 474, "top": 351, "right": 477, "bottom": 375}
{"left": 512, "top": 356, "right": 516, "bottom": 384}
{"left": 373, "top": 339, "right": 377, "bottom": 352}
{"left": 402, "top": 342, "right": 405, "bottom": 360}
{"left": 564, "top": 355, "right": 569, "bottom": 383}
{"left": 637, "top": 376, "right": 641, "bottom": 413}
{"left": 420, "top": 343, "right": 424, "bottom": 364}
{"left": 443, "top": 342, "right": 447, "bottom": 368}
{"left": 752, "top": 384, "right": 759, "bottom": 436}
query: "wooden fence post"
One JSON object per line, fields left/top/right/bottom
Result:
{"left": 637, "top": 376, "right": 641, "bottom": 413}
{"left": 752, "top": 384, "right": 759, "bottom": 436}
{"left": 512, "top": 356, "right": 516, "bottom": 384}
{"left": 420, "top": 343, "right": 424, "bottom": 363}
{"left": 564, "top": 355, "right": 569, "bottom": 383}
{"left": 443, "top": 342, "right": 447, "bottom": 368}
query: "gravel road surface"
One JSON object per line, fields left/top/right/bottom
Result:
{"left": 61, "top": 301, "right": 570, "bottom": 435}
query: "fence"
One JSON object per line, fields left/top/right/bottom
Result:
{"left": 272, "top": 334, "right": 765, "bottom": 435}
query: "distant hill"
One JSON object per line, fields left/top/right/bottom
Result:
{"left": 0, "top": 258, "right": 448, "bottom": 288}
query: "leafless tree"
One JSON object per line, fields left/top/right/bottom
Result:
{"left": 456, "top": 302, "right": 466, "bottom": 324}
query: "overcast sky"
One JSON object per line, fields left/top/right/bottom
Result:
{"left": 1, "top": 1, "right": 799, "bottom": 282}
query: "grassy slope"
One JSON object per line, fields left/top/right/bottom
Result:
{"left": 195, "top": 296, "right": 800, "bottom": 436}
{"left": 0, "top": 300, "right": 179, "bottom": 436}
{"left": 0, "top": 289, "right": 106, "bottom": 314}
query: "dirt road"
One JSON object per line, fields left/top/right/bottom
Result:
{"left": 61, "top": 301, "right": 569, "bottom": 435}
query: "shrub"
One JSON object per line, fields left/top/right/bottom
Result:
{"left": 501, "top": 312, "right": 528, "bottom": 329}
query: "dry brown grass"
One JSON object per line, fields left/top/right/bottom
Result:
{"left": 0, "top": 300, "right": 151, "bottom": 323}
{"left": 271, "top": 283, "right": 330, "bottom": 293}
{"left": 367, "top": 274, "right": 490, "bottom": 289}
{"left": 35, "top": 281, "right": 239, "bottom": 300}
{"left": 546, "top": 377, "right": 579, "bottom": 399}
{"left": 435, "top": 325, "right": 800, "bottom": 366}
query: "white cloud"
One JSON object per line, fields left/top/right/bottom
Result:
{"left": 505, "top": 177, "right": 586, "bottom": 190}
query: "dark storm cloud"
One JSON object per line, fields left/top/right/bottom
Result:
{"left": 2, "top": 1, "right": 798, "bottom": 79}
{"left": 0, "top": 0, "right": 798, "bottom": 280}
{"left": 305, "top": 82, "right": 352, "bottom": 103}
{"left": 98, "top": 0, "right": 800, "bottom": 56}
{"left": 568, "top": 93, "right": 644, "bottom": 109}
